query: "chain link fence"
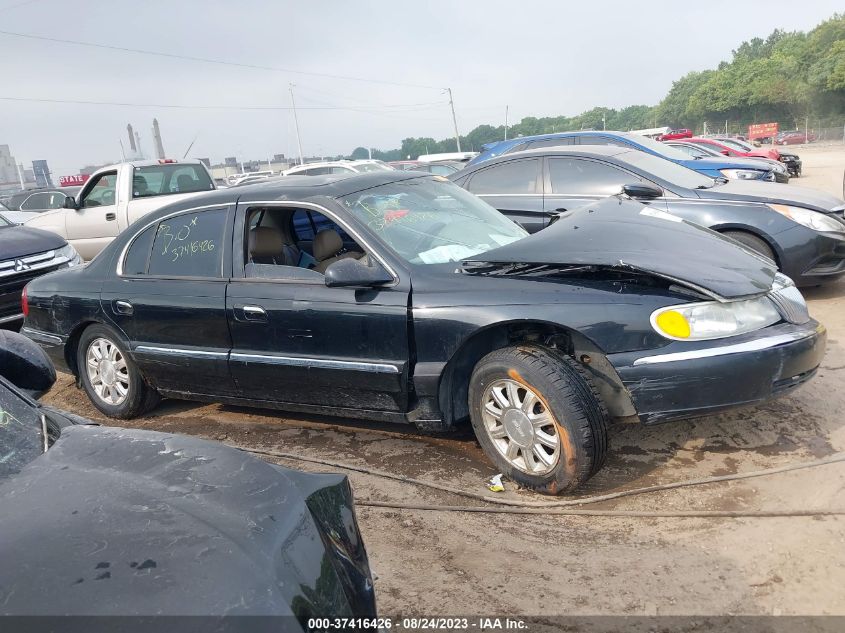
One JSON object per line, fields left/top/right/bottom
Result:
{"left": 699, "top": 119, "right": 845, "bottom": 145}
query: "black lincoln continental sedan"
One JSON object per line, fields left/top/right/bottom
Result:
{"left": 22, "top": 171, "right": 825, "bottom": 493}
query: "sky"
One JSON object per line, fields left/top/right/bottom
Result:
{"left": 0, "top": 0, "right": 842, "bottom": 176}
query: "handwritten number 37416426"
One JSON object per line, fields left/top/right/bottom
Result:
{"left": 157, "top": 217, "right": 215, "bottom": 263}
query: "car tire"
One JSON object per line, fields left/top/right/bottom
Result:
{"left": 468, "top": 345, "right": 609, "bottom": 495}
{"left": 77, "top": 324, "right": 159, "bottom": 419}
{"left": 721, "top": 230, "right": 776, "bottom": 264}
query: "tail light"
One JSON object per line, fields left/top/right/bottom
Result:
{"left": 21, "top": 286, "right": 29, "bottom": 317}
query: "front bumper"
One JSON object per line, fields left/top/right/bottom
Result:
{"left": 607, "top": 320, "right": 825, "bottom": 424}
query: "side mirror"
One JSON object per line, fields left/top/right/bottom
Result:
{"left": 0, "top": 330, "right": 56, "bottom": 398}
{"left": 324, "top": 257, "right": 393, "bottom": 288}
{"left": 63, "top": 196, "right": 78, "bottom": 210}
{"left": 721, "top": 149, "right": 730, "bottom": 156}
{"left": 621, "top": 183, "right": 663, "bottom": 199}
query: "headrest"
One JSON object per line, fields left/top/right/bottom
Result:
{"left": 176, "top": 174, "right": 194, "bottom": 191}
{"left": 313, "top": 229, "right": 343, "bottom": 261}
{"left": 249, "top": 226, "right": 283, "bottom": 259}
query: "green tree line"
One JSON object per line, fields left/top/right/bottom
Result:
{"left": 351, "top": 13, "right": 845, "bottom": 161}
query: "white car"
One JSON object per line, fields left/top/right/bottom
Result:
{"left": 282, "top": 160, "right": 393, "bottom": 177}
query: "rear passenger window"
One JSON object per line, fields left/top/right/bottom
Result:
{"left": 548, "top": 158, "right": 639, "bottom": 195}
{"left": 467, "top": 159, "right": 540, "bottom": 195}
{"left": 148, "top": 208, "right": 228, "bottom": 277}
{"left": 122, "top": 225, "right": 156, "bottom": 275}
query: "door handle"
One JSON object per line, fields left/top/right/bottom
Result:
{"left": 113, "top": 300, "right": 133, "bottom": 316}
{"left": 105, "top": 212, "right": 116, "bottom": 221}
{"left": 242, "top": 305, "right": 267, "bottom": 322}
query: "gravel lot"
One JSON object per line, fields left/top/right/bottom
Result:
{"left": 41, "top": 145, "right": 845, "bottom": 619}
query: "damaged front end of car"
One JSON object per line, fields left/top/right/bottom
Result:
{"left": 459, "top": 196, "right": 825, "bottom": 425}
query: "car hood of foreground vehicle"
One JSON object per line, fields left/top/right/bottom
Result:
{"left": 701, "top": 179, "right": 845, "bottom": 212}
{"left": 0, "top": 425, "right": 374, "bottom": 618}
{"left": 464, "top": 196, "right": 777, "bottom": 300}
{"left": 0, "top": 224, "right": 66, "bottom": 260}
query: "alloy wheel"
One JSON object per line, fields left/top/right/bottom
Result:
{"left": 85, "top": 337, "right": 130, "bottom": 406}
{"left": 481, "top": 378, "right": 561, "bottom": 475}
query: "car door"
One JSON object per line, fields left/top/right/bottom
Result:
{"left": 66, "top": 171, "right": 122, "bottom": 260}
{"left": 226, "top": 201, "right": 411, "bottom": 412}
{"left": 464, "top": 158, "right": 546, "bottom": 232}
{"left": 100, "top": 205, "right": 238, "bottom": 396}
{"left": 543, "top": 156, "right": 652, "bottom": 214}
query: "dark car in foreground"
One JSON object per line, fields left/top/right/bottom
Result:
{"left": 0, "top": 330, "right": 375, "bottom": 622}
{"left": 467, "top": 131, "right": 781, "bottom": 182}
{"left": 0, "top": 214, "right": 82, "bottom": 328}
{"left": 22, "top": 172, "right": 824, "bottom": 493}
{"left": 451, "top": 147, "right": 845, "bottom": 286}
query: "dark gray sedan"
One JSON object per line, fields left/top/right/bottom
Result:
{"left": 450, "top": 146, "right": 845, "bottom": 286}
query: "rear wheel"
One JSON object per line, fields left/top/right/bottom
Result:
{"left": 468, "top": 345, "right": 609, "bottom": 495}
{"left": 77, "top": 324, "right": 159, "bottom": 419}
{"left": 722, "top": 230, "right": 776, "bottom": 264}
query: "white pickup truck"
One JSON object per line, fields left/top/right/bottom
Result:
{"left": 24, "top": 159, "right": 215, "bottom": 260}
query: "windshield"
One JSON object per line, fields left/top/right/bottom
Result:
{"left": 353, "top": 162, "right": 391, "bottom": 173}
{"left": 340, "top": 177, "right": 527, "bottom": 265}
{"left": 0, "top": 380, "right": 45, "bottom": 481}
{"left": 617, "top": 149, "right": 717, "bottom": 190}
{"left": 624, "top": 134, "right": 693, "bottom": 161}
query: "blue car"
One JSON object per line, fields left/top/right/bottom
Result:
{"left": 467, "top": 131, "right": 779, "bottom": 182}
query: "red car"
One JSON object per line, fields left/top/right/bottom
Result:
{"left": 776, "top": 131, "right": 817, "bottom": 145}
{"left": 686, "top": 136, "right": 781, "bottom": 161}
{"left": 658, "top": 128, "right": 692, "bottom": 141}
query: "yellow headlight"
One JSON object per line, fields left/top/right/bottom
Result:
{"left": 654, "top": 310, "right": 691, "bottom": 339}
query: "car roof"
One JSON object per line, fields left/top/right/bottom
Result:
{"left": 140, "top": 170, "right": 432, "bottom": 218}
{"left": 476, "top": 145, "right": 632, "bottom": 163}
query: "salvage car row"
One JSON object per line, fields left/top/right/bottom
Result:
{"left": 1, "top": 133, "right": 842, "bottom": 622}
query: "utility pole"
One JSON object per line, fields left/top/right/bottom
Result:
{"left": 16, "top": 163, "right": 25, "bottom": 189}
{"left": 367, "top": 147, "right": 372, "bottom": 159}
{"left": 289, "top": 84, "right": 304, "bottom": 165}
{"left": 446, "top": 88, "right": 461, "bottom": 152}
{"left": 504, "top": 105, "right": 509, "bottom": 141}
{"left": 805, "top": 115, "right": 809, "bottom": 144}
{"left": 602, "top": 114, "right": 606, "bottom": 131}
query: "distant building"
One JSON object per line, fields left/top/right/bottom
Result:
{"left": 0, "top": 145, "right": 19, "bottom": 186}
{"left": 32, "top": 160, "right": 53, "bottom": 188}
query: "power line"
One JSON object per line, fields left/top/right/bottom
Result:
{"left": 0, "top": 29, "right": 442, "bottom": 90}
{"left": 0, "top": 95, "right": 450, "bottom": 111}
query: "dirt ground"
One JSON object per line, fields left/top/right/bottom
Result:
{"left": 41, "top": 145, "right": 845, "bottom": 620}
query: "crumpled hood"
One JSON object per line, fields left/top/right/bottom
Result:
{"left": 465, "top": 196, "right": 777, "bottom": 299}
{"left": 0, "top": 426, "right": 371, "bottom": 617}
{"left": 701, "top": 180, "right": 844, "bottom": 212}
{"left": 0, "top": 225, "right": 66, "bottom": 259}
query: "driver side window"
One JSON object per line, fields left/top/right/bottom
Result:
{"left": 243, "top": 207, "right": 365, "bottom": 281}
{"left": 80, "top": 172, "right": 117, "bottom": 208}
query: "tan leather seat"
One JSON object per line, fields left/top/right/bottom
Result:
{"left": 312, "top": 229, "right": 362, "bottom": 273}
{"left": 248, "top": 226, "right": 285, "bottom": 264}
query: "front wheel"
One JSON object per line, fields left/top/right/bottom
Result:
{"left": 77, "top": 324, "right": 159, "bottom": 419}
{"left": 468, "top": 346, "right": 609, "bottom": 494}
{"left": 721, "top": 230, "right": 776, "bottom": 264}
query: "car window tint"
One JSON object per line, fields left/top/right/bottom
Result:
{"left": 548, "top": 158, "right": 639, "bottom": 195}
{"left": 122, "top": 224, "right": 157, "bottom": 275}
{"left": 577, "top": 135, "right": 627, "bottom": 147}
{"left": 0, "top": 382, "right": 44, "bottom": 481}
{"left": 80, "top": 173, "right": 117, "bottom": 208}
{"left": 133, "top": 164, "right": 214, "bottom": 199}
{"left": 20, "top": 193, "right": 51, "bottom": 210}
{"left": 429, "top": 164, "right": 457, "bottom": 176}
{"left": 148, "top": 208, "right": 227, "bottom": 277}
{"left": 467, "top": 159, "right": 540, "bottom": 194}
{"left": 525, "top": 138, "right": 575, "bottom": 150}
